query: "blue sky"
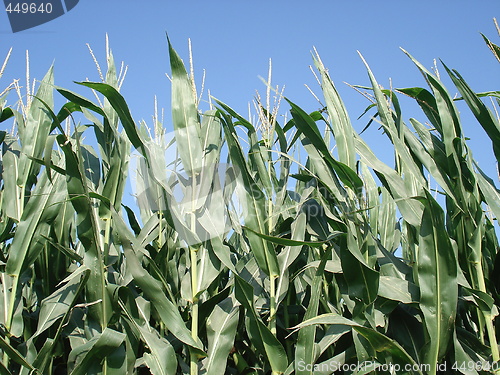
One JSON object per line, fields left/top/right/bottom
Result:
{"left": 0, "top": 0, "right": 499, "bottom": 179}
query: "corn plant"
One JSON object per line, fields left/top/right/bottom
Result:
{"left": 0, "top": 22, "right": 499, "bottom": 375}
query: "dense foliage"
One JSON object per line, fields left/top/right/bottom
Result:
{"left": 0, "top": 25, "right": 499, "bottom": 375}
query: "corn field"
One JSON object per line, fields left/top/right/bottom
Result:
{"left": 0, "top": 23, "right": 499, "bottom": 375}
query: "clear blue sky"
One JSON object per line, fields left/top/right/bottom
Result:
{"left": 1, "top": 0, "right": 499, "bottom": 179}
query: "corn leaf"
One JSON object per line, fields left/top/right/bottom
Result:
{"left": 168, "top": 38, "right": 203, "bottom": 176}
{"left": 417, "top": 192, "right": 458, "bottom": 372}
{"left": 205, "top": 297, "right": 239, "bottom": 375}
{"left": 234, "top": 275, "right": 287, "bottom": 373}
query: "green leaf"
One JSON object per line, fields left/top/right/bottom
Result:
{"left": 119, "top": 297, "right": 177, "bottom": 375}
{"left": 359, "top": 55, "right": 427, "bottom": 190}
{"left": 354, "top": 135, "right": 423, "bottom": 226}
{"left": 482, "top": 33, "right": 500, "bottom": 63}
{"left": 295, "top": 254, "right": 327, "bottom": 375}
{"left": 417, "top": 191, "right": 458, "bottom": 372}
{"left": 0, "top": 108, "right": 14, "bottom": 123}
{"left": 16, "top": 66, "right": 54, "bottom": 190}
{"left": 340, "top": 232, "right": 379, "bottom": 305}
{"left": 313, "top": 51, "right": 356, "bottom": 170}
{"left": 475, "top": 163, "right": 500, "bottom": 221}
{"left": 387, "top": 307, "right": 424, "bottom": 364}
{"left": 397, "top": 87, "right": 441, "bottom": 131}
{"left": 402, "top": 49, "right": 470, "bottom": 199}
{"left": 56, "top": 87, "right": 105, "bottom": 116}
{"left": 243, "top": 225, "right": 343, "bottom": 247}
{"left": 56, "top": 133, "right": 109, "bottom": 328}
{"left": 234, "top": 275, "right": 288, "bottom": 373}
{"left": 33, "top": 267, "right": 90, "bottom": 337}
{"left": 205, "top": 297, "right": 239, "bottom": 375}
{"left": 293, "top": 314, "right": 422, "bottom": 372}
{"left": 217, "top": 106, "right": 279, "bottom": 277}
{"left": 378, "top": 276, "right": 419, "bottom": 304}
{"left": 276, "top": 211, "right": 307, "bottom": 305}
{"left": 443, "top": 63, "right": 500, "bottom": 164}
{"left": 453, "top": 331, "right": 480, "bottom": 375}
{"left": 167, "top": 38, "right": 203, "bottom": 176}
{"left": 75, "top": 81, "right": 147, "bottom": 158}
{"left": 0, "top": 335, "right": 34, "bottom": 372}
{"left": 69, "top": 328, "right": 126, "bottom": 375}
{"left": 6, "top": 168, "right": 62, "bottom": 277}
{"left": 120, "top": 239, "right": 204, "bottom": 353}
{"left": 287, "top": 98, "right": 363, "bottom": 192}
